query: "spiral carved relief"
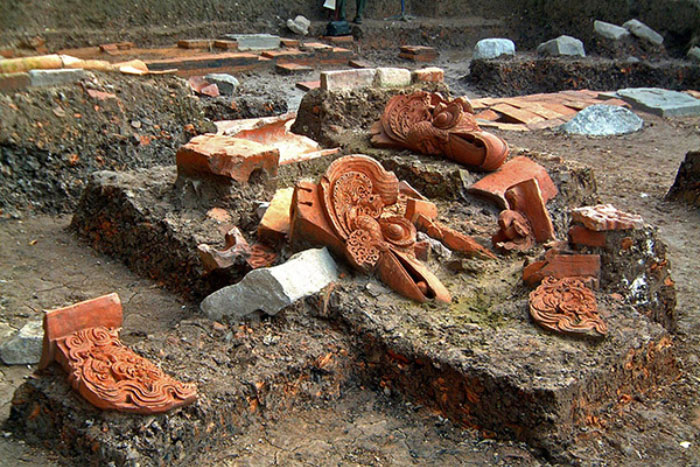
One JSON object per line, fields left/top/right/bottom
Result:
{"left": 529, "top": 277, "right": 607, "bottom": 337}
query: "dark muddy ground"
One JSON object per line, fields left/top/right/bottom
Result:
{"left": 1, "top": 47, "right": 700, "bottom": 465}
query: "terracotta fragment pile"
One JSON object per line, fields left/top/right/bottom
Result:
{"left": 289, "top": 154, "right": 482, "bottom": 303}
{"left": 370, "top": 91, "right": 510, "bottom": 171}
{"left": 39, "top": 293, "right": 197, "bottom": 413}
{"left": 198, "top": 226, "right": 278, "bottom": 273}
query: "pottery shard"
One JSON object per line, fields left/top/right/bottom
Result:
{"left": 258, "top": 187, "right": 294, "bottom": 244}
{"left": 505, "top": 178, "right": 555, "bottom": 243}
{"left": 198, "top": 227, "right": 277, "bottom": 273}
{"left": 176, "top": 134, "right": 280, "bottom": 183}
{"left": 571, "top": 204, "right": 644, "bottom": 231}
{"left": 523, "top": 253, "right": 601, "bottom": 287}
{"left": 468, "top": 156, "right": 558, "bottom": 210}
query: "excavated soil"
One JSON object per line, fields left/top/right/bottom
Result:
{"left": 1, "top": 46, "right": 700, "bottom": 466}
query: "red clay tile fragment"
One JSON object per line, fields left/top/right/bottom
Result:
{"left": 404, "top": 198, "right": 438, "bottom": 223}
{"left": 505, "top": 178, "right": 555, "bottom": 243}
{"left": 468, "top": 156, "right": 558, "bottom": 210}
{"left": 258, "top": 188, "right": 294, "bottom": 244}
{"left": 571, "top": 204, "right": 644, "bottom": 231}
{"left": 176, "top": 134, "right": 280, "bottom": 183}
{"left": 371, "top": 91, "right": 509, "bottom": 172}
{"left": 490, "top": 103, "right": 545, "bottom": 125}
{"left": 39, "top": 293, "right": 197, "bottom": 413}
{"left": 415, "top": 214, "right": 497, "bottom": 260}
{"left": 568, "top": 225, "right": 606, "bottom": 247}
{"left": 198, "top": 227, "right": 277, "bottom": 273}
{"left": 522, "top": 253, "right": 601, "bottom": 287}
{"left": 289, "top": 155, "right": 451, "bottom": 303}
{"left": 529, "top": 277, "right": 606, "bottom": 337}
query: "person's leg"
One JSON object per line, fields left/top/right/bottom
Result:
{"left": 337, "top": 0, "right": 347, "bottom": 21}
{"left": 354, "top": 0, "right": 366, "bottom": 23}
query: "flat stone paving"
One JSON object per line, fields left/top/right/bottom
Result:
{"left": 616, "top": 87, "right": 700, "bottom": 117}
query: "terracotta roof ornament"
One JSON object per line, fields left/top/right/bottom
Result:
{"left": 290, "top": 155, "right": 451, "bottom": 303}
{"left": 39, "top": 294, "right": 197, "bottom": 414}
{"left": 370, "top": 91, "right": 509, "bottom": 171}
{"left": 528, "top": 277, "right": 607, "bottom": 338}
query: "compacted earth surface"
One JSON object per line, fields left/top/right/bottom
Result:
{"left": 1, "top": 45, "right": 700, "bottom": 466}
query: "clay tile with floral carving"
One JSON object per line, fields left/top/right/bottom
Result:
{"left": 529, "top": 277, "right": 607, "bottom": 338}
{"left": 370, "top": 91, "right": 509, "bottom": 172}
{"left": 289, "top": 155, "right": 451, "bottom": 303}
{"left": 39, "top": 293, "right": 197, "bottom": 414}
{"left": 571, "top": 204, "right": 644, "bottom": 231}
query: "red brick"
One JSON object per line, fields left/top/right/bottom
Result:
{"left": 296, "top": 80, "right": 320, "bottom": 91}
{"left": 0, "top": 72, "right": 30, "bottom": 93}
{"left": 349, "top": 59, "right": 372, "bottom": 69}
{"left": 213, "top": 40, "right": 239, "bottom": 50}
{"left": 491, "top": 103, "right": 545, "bottom": 125}
{"left": 412, "top": 67, "right": 444, "bottom": 83}
{"left": 176, "top": 134, "right": 280, "bottom": 183}
{"left": 568, "top": 225, "right": 606, "bottom": 247}
{"left": 177, "top": 39, "right": 212, "bottom": 49}
{"left": 322, "top": 35, "right": 354, "bottom": 44}
{"left": 281, "top": 39, "right": 300, "bottom": 48}
{"left": 523, "top": 254, "right": 601, "bottom": 287}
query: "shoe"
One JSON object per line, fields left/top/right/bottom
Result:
{"left": 353, "top": 16, "right": 363, "bottom": 24}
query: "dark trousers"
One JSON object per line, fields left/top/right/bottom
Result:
{"left": 337, "top": 0, "right": 366, "bottom": 20}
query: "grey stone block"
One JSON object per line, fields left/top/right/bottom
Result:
{"left": 222, "top": 34, "right": 281, "bottom": 51}
{"left": 616, "top": 87, "right": 700, "bottom": 117}
{"left": 537, "top": 35, "right": 586, "bottom": 57}
{"left": 623, "top": 19, "right": 664, "bottom": 46}
{"left": 28, "top": 69, "right": 87, "bottom": 87}
{"left": 472, "top": 38, "right": 516, "bottom": 60}
{"left": 320, "top": 68, "right": 377, "bottom": 92}
{"left": 560, "top": 104, "right": 644, "bottom": 136}
{"left": 201, "top": 248, "right": 338, "bottom": 322}
{"left": 204, "top": 73, "right": 239, "bottom": 95}
{"left": 0, "top": 321, "right": 43, "bottom": 365}
{"left": 594, "top": 20, "right": 631, "bottom": 41}
{"left": 374, "top": 67, "right": 412, "bottom": 88}
{"left": 688, "top": 46, "right": 700, "bottom": 63}
{"left": 287, "top": 15, "right": 310, "bottom": 36}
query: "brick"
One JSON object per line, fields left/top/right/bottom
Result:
{"left": 322, "top": 35, "right": 354, "bottom": 44}
{"left": 374, "top": 67, "right": 411, "bottom": 88}
{"left": 258, "top": 187, "right": 294, "bottom": 244}
{"left": 523, "top": 254, "right": 601, "bottom": 287}
{"left": 404, "top": 198, "right": 438, "bottom": 223}
{"left": 176, "top": 134, "right": 280, "bottom": 183}
{"left": 281, "top": 39, "right": 300, "bottom": 48}
{"left": 296, "top": 80, "right": 320, "bottom": 91}
{"left": 0, "top": 72, "right": 30, "bottom": 93}
{"left": 468, "top": 156, "right": 558, "bottom": 210}
{"left": 521, "top": 103, "right": 565, "bottom": 120}
{"left": 538, "top": 102, "right": 579, "bottom": 116}
{"left": 28, "top": 69, "right": 87, "bottom": 87}
{"left": 276, "top": 62, "right": 313, "bottom": 74}
{"left": 474, "top": 109, "right": 500, "bottom": 121}
{"left": 261, "top": 49, "right": 306, "bottom": 59}
{"left": 177, "top": 39, "right": 212, "bottom": 49}
{"left": 411, "top": 67, "right": 444, "bottom": 83}
{"left": 145, "top": 52, "right": 260, "bottom": 74}
{"left": 301, "top": 42, "right": 333, "bottom": 51}
{"left": 213, "top": 40, "right": 239, "bottom": 50}
{"left": 526, "top": 118, "right": 566, "bottom": 131}
{"left": 476, "top": 121, "right": 529, "bottom": 131}
{"left": 349, "top": 59, "right": 372, "bottom": 69}
{"left": 320, "top": 68, "right": 377, "bottom": 92}
{"left": 568, "top": 225, "right": 607, "bottom": 247}
{"left": 491, "top": 103, "right": 545, "bottom": 125}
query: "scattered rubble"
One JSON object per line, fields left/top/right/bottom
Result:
{"left": 204, "top": 73, "right": 239, "bottom": 95}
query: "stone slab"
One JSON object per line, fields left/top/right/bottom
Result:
{"left": 223, "top": 34, "right": 281, "bottom": 51}
{"left": 616, "top": 87, "right": 700, "bottom": 117}
{"left": 28, "top": 69, "right": 88, "bottom": 87}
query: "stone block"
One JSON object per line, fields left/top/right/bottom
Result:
{"left": 204, "top": 73, "right": 239, "bottom": 95}
{"left": 176, "top": 134, "right": 280, "bottom": 183}
{"left": 687, "top": 46, "right": 700, "bottom": 63}
{"left": 0, "top": 72, "right": 29, "bottom": 93}
{"left": 200, "top": 248, "right": 338, "bottom": 322}
{"left": 374, "top": 67, "right": 412, "bottom": 88}
{"left": 223, "top": 34, "right": 281, "bottom": 51}
{"left": 536, "top": 35, "right": 586, "bottom": 57}
{"left": 258, "top": 187, "right": 294, "bottom": 244}
{"left": 411, "top": 67, "right": 444, "bottom": 83}
{"left": 0, "top": 320, "right": 43, "bottom": 365}
{"left": 320, "top": 68, "right": 377, "bottom": 92}
{"left": 287, "top": 15, "right": 310, "bottom": 36}
{"left": 594, "top": 20, "right": 630, "bottom": 41}
{"left": 473, "top": 38, "right": 515, "bottom": 60}
{"left": 623, "top": 19, "right": 664, "bottom": 46}
{"left": 28, "top": 69, "right": 87, "bottom": 87}
{"left": 560, "top": 104, "right": 643, "bottom": 136}
{"left": 616, "top": 87, "right": 700, "bottom": 117}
